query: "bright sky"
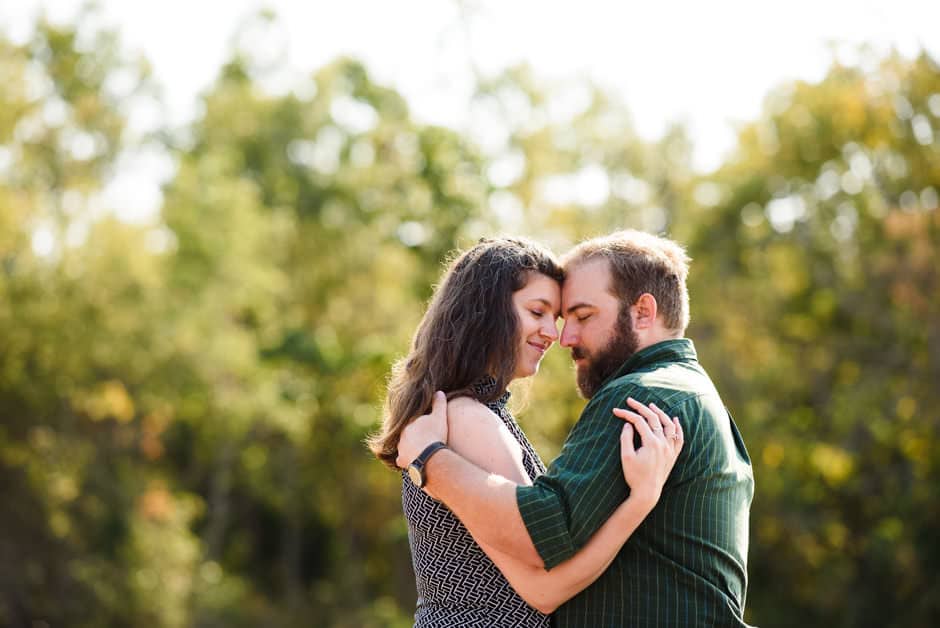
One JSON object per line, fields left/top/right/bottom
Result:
{"left": 3, "top": 0, "right": 938, "bottom": 222}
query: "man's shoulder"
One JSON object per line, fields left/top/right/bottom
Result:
{"left": 595, "top": 361, "right": 716, "bottom": 410}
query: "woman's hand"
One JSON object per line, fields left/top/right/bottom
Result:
{"left": 612, "top": 397, "right": 684, "bottom": 508}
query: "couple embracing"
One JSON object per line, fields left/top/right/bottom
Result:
{"left": 370, "top": 230, "right": 754, "bottom": 627}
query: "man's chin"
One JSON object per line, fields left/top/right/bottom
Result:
{"left": 575, "top": 368, "right": 594, "bottom": 399}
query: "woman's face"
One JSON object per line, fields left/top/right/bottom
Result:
{"left": 511, "top": 272, "right": 561, "bottom": 380}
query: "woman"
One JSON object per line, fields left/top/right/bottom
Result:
{"left": 369, "top": 237, "right": 682, "bottom": 626}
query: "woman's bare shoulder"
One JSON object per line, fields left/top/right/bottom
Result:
{"left": 445, "top": 395, "right": 526, "bottom": 482}
{"left": 446, "top": 396, "right": 501, "bottom": 426}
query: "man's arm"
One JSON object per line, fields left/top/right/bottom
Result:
{"left": 515, "top": 384, "right": 645, "bottom": 569}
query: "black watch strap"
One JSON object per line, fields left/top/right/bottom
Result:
{"left": 408, "top": 441, "right": 448, "bottom": 487}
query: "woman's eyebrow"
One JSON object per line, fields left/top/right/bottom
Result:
{"left": 528, "top": 298, "right": 554, "bottom": 307}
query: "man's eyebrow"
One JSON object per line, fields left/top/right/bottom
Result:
{"left": 564, "top": 302, "right": 594, "bottom": 316}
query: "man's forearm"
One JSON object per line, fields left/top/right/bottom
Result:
{"left": 423, "top": 448, "right": 544, "bottom": 568}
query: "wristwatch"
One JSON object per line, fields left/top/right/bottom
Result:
{"left": 407, "top": 441, "right": 448, "bottom": 488}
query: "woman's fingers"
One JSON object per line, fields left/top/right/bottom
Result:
{"left": 626, "top": 397, "right": 663, "bottom": 433}
{"left": 612, "top": 407, "right": 638, "bottom": 420}
{"left": 620, "top": 422, "right": 636, "bottom": 458}
{"left": 646, "top": 402, "right": 678, "bottom": 441}
{"left": 615, "top": 400, "right": 684, "bottom": 451}
{"left": 618, "top": 399, "right": 684, "bottom": 451}
{"left": 655, "top": 414, "right": 683, "bottom": 450}
{"left": 612, "top": 407, "right": 655, "bottom": 446}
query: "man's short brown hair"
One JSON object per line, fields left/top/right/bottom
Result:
{"left": 563, "top": 230, "right": 691, "bottom": 333}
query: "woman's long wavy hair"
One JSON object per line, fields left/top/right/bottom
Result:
{"left": 368, "top": 237, "right": 564, "bottom": 469}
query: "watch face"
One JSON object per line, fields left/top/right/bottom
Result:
{"left": 407, "top": 464, "right": 423, "bottom": 487}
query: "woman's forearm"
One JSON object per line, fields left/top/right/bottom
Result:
{"left": 478, "top": 492, "right": 655, "bottom": 614}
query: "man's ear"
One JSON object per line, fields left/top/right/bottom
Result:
{"left": 631, "top": 293, "right": 658, "bottom": 330}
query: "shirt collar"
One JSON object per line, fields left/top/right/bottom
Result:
{"left": 607, "top": 338, "right": 698, "bottom": 383}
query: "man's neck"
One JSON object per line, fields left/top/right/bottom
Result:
{"left": 635, "top": 329, "right": 682, "bottom": 352}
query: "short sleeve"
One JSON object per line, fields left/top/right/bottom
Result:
{"left": 516, "top": 383, "right": 641, "bottom": 569}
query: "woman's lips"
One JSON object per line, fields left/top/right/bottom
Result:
{"left": 528, "top": 341, "right": 547, "bottom": 355}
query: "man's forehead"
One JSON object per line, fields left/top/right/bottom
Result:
{"left": 563, "top": 258, "right": 610, "bottom": 291}
{"left": 561, "top": 258, "right": 613, "bottom": 306}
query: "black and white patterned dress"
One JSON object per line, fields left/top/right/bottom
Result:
{"left": 401, "top": 380, "right": 550, "bottom": 627}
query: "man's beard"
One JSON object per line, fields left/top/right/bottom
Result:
{"left": 572, "top": 310, "right": 640, "bottom": 399}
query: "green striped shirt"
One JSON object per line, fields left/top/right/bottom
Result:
{"left": 517, "top": 339, "right": 754, "bottom": 627}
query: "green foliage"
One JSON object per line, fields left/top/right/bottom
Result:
{"left": 1, "top": 10, "right": 938, "bottom": 628}
{"left": 685, "top": 52, "right": 940, "bottom": 627}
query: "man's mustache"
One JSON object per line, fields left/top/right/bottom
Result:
{"left": 571, "top": 347, "right": 587, "bottom": 361}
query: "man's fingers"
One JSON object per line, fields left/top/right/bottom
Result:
{"left": 431, "top": 390, "right": 447, "bottom": 417}
{"left": 431, "top": 390, "right": 448, "bottom": 442}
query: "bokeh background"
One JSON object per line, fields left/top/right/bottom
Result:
{"left": 1, "top": 2, "right": 939, "bottom": 627}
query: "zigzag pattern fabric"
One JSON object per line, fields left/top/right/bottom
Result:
{"left": 401, "top": 379, "right": 550, "bottom": 627}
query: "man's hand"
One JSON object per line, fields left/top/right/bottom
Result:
{"left": 396, "top": 391, "right": 449, "bottom": 468}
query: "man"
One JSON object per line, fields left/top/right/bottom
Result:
{"left": 397, "top": 230, "right": 754, "bottom": 626}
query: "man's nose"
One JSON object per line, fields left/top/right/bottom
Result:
{"left": 560, "top": 321, "right": 577, "bottom": 347}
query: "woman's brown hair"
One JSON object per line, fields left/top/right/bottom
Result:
{"left": 368, "top": 237, "right": 563, "bottom": 469}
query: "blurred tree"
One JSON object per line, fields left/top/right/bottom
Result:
{"left": 4, "top": 7, "right": 938, "bottom": 628}
{"left": 0, "top": 10, "right": 175, "bottom": 627}
{"left": 155, "top": 11, "right": 492, "bottom": 626}
{"left": 686, "top": 51, "right": 940, "bottom": 627}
